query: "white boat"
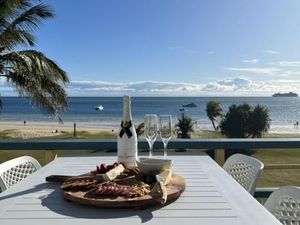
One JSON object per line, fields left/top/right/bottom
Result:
{"left": 95, "top": 105, "right": 104, "bottom": 111}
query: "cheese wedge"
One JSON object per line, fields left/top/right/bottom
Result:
{"left": 96, "top": 164, "right": 125, "bottom": 182}
{"left": 157, "top": 169, "right": 172, "bottom": 185}
{"left": 150, "top": 181, "right": 168, "bottom": 204}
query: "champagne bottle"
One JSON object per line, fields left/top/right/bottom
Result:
{"left": 117, "top": 96, "right": 138, "bottom": 167}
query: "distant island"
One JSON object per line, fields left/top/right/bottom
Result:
{"left": 272, "top": 92, "right": 298, "bottom": 97}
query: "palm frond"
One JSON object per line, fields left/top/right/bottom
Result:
{"left": 0, "top": 51, "right": 29, "bottom": 76}
{"left": 8, "top": 70, "right": 67, "bottom": 122}
{"left": 175, "top": 113, "right": 194, "bottom": 139}
{"left": 0, "top": 0, "right": 23, "bottom": 16}
{"left": 17, "top": 50, "right": 69, "bottom": 83}
{"left": 12, "top": 4, "right": 54, "bottom": 30}
{"left": 2, "top": 50, "right": 69, "bottom": 121}
{"left": 0, "top": 1, "right": 69, "bottom": 122}
{"left": 0, "top": 3, "right": 54, "bottom": 49}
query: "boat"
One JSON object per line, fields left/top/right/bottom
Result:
{"left": 95, "top": 105, "right": 104, "bottom": 110}
{"left": 272, "top": 92, "right": 298, "bottom": 97}
{"left": 179, "top": 108, "right": 188, "bottom": 115}
{"left": 182, "top": 103, "right": 197, "bottom": 107}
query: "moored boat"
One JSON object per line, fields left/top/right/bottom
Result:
{"left": 182, "top": 103, "right": 197, "bottom": 107}
{"left": 95, "top": 105, "right": 104, "bottom": 110}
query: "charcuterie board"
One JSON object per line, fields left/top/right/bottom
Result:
{"left": 63, "top": 174, "right": 185, "bottom": 208}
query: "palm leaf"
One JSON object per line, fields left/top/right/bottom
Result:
{"left": 0, "top": 1, "right": 69, "bottom": 122}
{"left": 0, "top": 3, "right": 54, "bottom": 50}
{"left": 0, "top": 0, "right": 23, "bottom": 16}
{"left": 2, "top": 50, "right": 69, "bottom": 121}
{"left": 175, "top": 113, "right": 194, "bottom": 139}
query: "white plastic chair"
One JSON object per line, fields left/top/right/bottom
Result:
{"left": 223, "top": 153, "right": 264, "bottom": 195}
{"left": 0, "top": 156, "right": 41, "bottom": 192}
{"left": 264, "top": 186, "right": 300, "bottom": 225}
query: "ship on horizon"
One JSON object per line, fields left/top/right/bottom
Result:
{"left": 272, "top": 92, "right": 298, "bottom": 97}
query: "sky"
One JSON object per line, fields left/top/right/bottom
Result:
{"left": 4, "top": 0, "right": 300, "bottom": 96}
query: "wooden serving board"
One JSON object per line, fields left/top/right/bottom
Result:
{"left": 63, "top": 174, "right": 185, "bottom": 208}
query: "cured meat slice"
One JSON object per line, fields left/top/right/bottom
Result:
{"left": 84, "top": 182, "right": 149, "bottom": 199}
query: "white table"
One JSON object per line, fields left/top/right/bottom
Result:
{"left": 0, "top": 155, "right": 281, "bottom": 225}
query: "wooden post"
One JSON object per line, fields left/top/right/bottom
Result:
{"left": 74, "top": 122, "right": 77, "bottom": 137}
{"left": 214, "top": 149, "right": 225, "bottom": 166}
{"left": 45, "top": 150, "right": 55, "bottom": 164}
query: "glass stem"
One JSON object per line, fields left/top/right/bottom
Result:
{"left": 149, "top": 142, "right": 153, "bottom": 158}
{"left": 163, "top": 142, "right": 168, "bottom": 159}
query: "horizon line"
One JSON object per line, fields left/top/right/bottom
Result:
{"left": 0, "top": 95, "right": 278, "bottom": 98}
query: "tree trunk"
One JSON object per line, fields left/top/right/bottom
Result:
{"left": 211, "top": 120, "right": 217, "bottom": 131}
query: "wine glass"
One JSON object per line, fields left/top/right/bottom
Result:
{"left": 159, "top": 115, "right": 172, "bottom": 159}
{"left": 144, "top": 114, "right": 158, "bottom": 158}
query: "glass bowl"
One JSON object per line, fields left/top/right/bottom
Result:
{"left": 136, "top": 158, "right": 172, "bottom": 175}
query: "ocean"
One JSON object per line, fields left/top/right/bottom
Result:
{"left": 0, "top": 96, "right": 299, "bottom": 133}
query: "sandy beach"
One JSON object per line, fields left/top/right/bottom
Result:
{"left": 0, "top": 122, "right": 299, "bottom": 140}
{"left": 0, "top": 123, "right": 116, "bottom": 139}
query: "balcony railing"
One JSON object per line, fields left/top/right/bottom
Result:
{"left": 0, "top": 138, "right": 300, "bottom": 199}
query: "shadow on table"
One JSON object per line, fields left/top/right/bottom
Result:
{"left": 0, "top": 183, "right": 53, "bottom": 201}
{"left": 0, "top": 182, "right": 174, "bottom": 223}
{"left": 41, "top": 187, "right": 171, "bottom": 223}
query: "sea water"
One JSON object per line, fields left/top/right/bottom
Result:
{"left": 0, "top": 96, "right": 299, "bottom": 133}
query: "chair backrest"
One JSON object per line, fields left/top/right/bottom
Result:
{"left": 0, "top": 156, "right": 41, "bottom": 192}
{"left": 264, "top": 186, "right": 300, "bottom": 225}
{"left": 223, "top": 153, "right": 264, "bottom": 195}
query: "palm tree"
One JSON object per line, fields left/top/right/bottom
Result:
{"left": 175, "top": 113, "right": 194, "bottom": 139}
{"left": 0, "top": 0, "right": 69, "bottom": 122}
{"left": 206, "top": 101, "right": 223, "bottom": 131}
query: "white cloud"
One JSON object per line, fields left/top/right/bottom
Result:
{"left": 270, "top": 61, "right": 300, "bottom": 67}
{"left": 225, "top": 67, "right": 281, "bottom": 75}
{"left": 242, "top": 59, "right": 259, "bottom": 64}
{"left": 228, "top": 61, "right": 300, "bottom": 77}
{"left": 68, "top": 80, "right": 203, "bottom": 96}
{"left": 66, "top": 78, "right": 300, "bottom": 96}
{"left": 203, "top": 78, "right": 255, "bottom": 92}
{"left": 208, "top": 51, "right": 215, "bottom": 55}
{"left": 202, "top": 77, "right": 299, "bottom": 95}
{"left": 0, "top": 77, "right": 299, "bottom": 97}
{"left": 264, "top": 49, "right": 280, "bottom": 54}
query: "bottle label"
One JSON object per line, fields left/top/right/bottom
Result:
{"left": 119, "top": 121, "right": 133, "bottom": 138}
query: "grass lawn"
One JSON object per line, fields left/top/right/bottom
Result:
{"left": 0, "top": 150, "right": 95, "bottom": 166}
{"left": 0, "top": 129, "right": 299, "bottom": 188}
{"left": 253, "top": 149, "right": 300, "bottom": 187}
{"left": 0, "top": 130, "right": 117, "bottom": 165}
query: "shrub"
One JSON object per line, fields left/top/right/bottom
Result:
{"left": 220, "top": 103, "right": 270, "bottom": 138}
{"left": 175, "top": 113, "right": 194, "bottom": 139}
{"left": 219, "top": 103, "right": 271, "bottom": 157}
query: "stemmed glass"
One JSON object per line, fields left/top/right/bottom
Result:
{"left": 144, "top": 114, "right": 158, "bottom": 158}
{"left": 159, "top": 115, "right": 172, "bottom": 159}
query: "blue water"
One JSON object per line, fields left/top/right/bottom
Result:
{"left": 1, "top": 97, "right": 300, "bottom": 132}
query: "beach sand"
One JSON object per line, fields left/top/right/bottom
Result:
{"left": 0, "top": 123, "right": 299, "bottom": 140}
{"left": 0, "top": 123, "right": 116, "bottom": 139}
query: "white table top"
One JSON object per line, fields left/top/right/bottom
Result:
{"left": 0, "top": 155, "right": 281, "bottom": 225}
